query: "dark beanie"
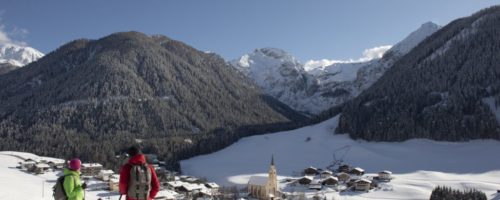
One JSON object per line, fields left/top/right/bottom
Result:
{"left": 127, "top": 146, "right": 140, "bottom": 157}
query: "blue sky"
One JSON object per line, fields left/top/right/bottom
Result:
{"left": 1, "top": 0, "right": 499, "bottom": 62}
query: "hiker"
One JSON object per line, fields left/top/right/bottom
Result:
{"left": 63, "top": 158, "right": 86, "bottom": 200}
{"left": 119, "top": 146, "right": 160, "bottom": 200}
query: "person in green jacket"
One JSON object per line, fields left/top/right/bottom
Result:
{"left": 63, "top": 158, "right": 87, "bottom": 200}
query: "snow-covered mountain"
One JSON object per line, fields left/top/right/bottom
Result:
{"left": 231, "top": 22, "right": 441, "bottom": 114}
{"left": 0, "top": 43, "right": 44, "bottom": 74}
{"left": 230, "top": 48, "right": 321, "bottom": 114}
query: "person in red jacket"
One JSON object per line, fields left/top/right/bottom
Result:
{"left": 119, "top": 146, "right": 160, "bottom": 200}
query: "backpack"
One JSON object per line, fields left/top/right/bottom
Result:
{"left": 127, "top": 164, "right": 152, "bottom": 200}
{"left": 53, "top": 175, "right": 74, "bottom": 200}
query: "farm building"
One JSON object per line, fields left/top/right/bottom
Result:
{"left": 350, "top": 167, "right": 365, "bottom": 176}
{"left": 322, "top": 177, "right": 338, "bottom": 186}
{"left": 320, "top": 170, "right": 333, "bottom": 178}
{"left": 378, "top": 170, "right": 392, "bottom": 181}
{"left": 336, "top": 172, "right": 350, "bottom": 182}
{"left": 303, "top": 167, "right": 319, "bottom": 175}
{"left": 81, "top": 163, "right": 103, "bottom": 176}
{"left": 47, "top": 160, "right": 65, "bottom": 169}
{"left": 354, "top": 179, "right": 371, "bottom": 191}
{"left": 109, "top": 174, "right": 120, "bottom": 191}
{"left": 337, "top": 164, "right": 350, "bottom": 173}
{"left": 296, "top": 176, "right": 313, "bottom": 185}
{"left": 204, "top": 182, "right": 220, "bottom": 195}
{"left": 33, "top": 163, "right": 50, "bottom": 174}
{"left": 20, "top": 161, "right": 37, "bottom": 170}
{"left": 98, "top": 169, "right": 115, "bottom": 181}
{"left": 309, "top": 180, "right": 322, "bottom": 190}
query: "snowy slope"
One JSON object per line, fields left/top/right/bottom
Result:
{"left": 0, "top": 151, "right": 122, "bottom": 200}
{"left": 0, "top": 43, "right": 44, "bottom": 66}
{"left": 231, "top": 22, "right": 441, "bottom": 114}
{"left": 181, "top": 116, "right": 500, "bottom": 200}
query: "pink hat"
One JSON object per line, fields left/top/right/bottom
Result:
{"left": 69, "top": 158, "right": 81, "bottom": 171}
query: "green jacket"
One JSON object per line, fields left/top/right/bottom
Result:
{"left": 63, "top": 168, "right": 84, "bottom": 200}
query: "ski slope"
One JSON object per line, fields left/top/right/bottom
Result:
{"left": 181, "top": 116, "right": 500, "bottom": 200}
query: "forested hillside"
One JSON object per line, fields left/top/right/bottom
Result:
{"left": 337, "top": 6, "right": 500, "bottom": 141}
{"left": 0, "top": 32, "right": 305, "bottom": 169}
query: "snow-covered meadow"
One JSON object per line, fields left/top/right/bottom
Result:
{"left": 181, "top": 116, "right": 500, "bottom": 199}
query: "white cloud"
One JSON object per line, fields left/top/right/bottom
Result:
{"left": 304, "top": 45, "right": 392, "bottom": 71}
{"left": 358, "top": 45, "right": 392, "bottom": 62}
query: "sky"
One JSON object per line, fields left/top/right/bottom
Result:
{"left": 0, "top": 0, "right": 499, "bottom": 62}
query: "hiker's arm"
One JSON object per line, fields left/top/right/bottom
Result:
{"left": 63, "top": 176, "right": 82, "bottom": 198}
{"left": 149, "top": 165, "right": 160, "bottom": 199}
{"left": 119, "top": 165, "right": 130, "bottom": 194}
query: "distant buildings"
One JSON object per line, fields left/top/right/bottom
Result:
{"left": 81, "top": 163, "right": 103, "bottom": 176}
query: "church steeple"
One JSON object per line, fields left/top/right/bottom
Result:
{"left": 271, "top": 154, "right": 274, "bottom": 166}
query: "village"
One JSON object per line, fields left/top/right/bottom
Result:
{"left": 245, "top": 155, "right": 394, "bottom": 200}
{"left": 12, "top": 151, "right": 394, "bottom": 200}
{"left": 15, "top": 153, "right": 221, "bottom": 200}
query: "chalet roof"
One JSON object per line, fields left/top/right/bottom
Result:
{"left": 352, "top": 167, "right": 364, "bottom": 172}
{"left": 248, "top": 176, "right": 268, "bottom": 186}
{"left": 167, "top": 181, "right": 184, "bottom": 188}
{"left": 379, "top": 170, "right": 392, "bottom": 174}
{"left": 99, "top": 170, "right": 115, "bottom": 175}
{"left": 35, "top": 163, "right": 50, "bottom": 168}
{"left": 82, "top": 163, "right": 103, "bottom": 168}
{"left": 155, "top": 189, "right": 178, "bottom": 199}
{"left": 299, "top": 176, "right": 313, "bottom": 181}
{"left": 205, "top": 182, "right": 219, "bottom": 188}
{"left": 354, "top": 179, "right": 372, "bottom": 184}
{"left": 305, "top": 166, "right": 318, "bottom": 170}
{"left": 323, "top": 176, "right": 338, "bottom": 181}
{"left": 320, "top": 170, "right": 333, "bottom": 174}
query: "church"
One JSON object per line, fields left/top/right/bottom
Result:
{"left": 247, "top": 156, "right": 280, "bottom": 200}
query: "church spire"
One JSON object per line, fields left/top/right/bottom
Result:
{"left": 271, "top": 154, "right": 274, "bottom": 166}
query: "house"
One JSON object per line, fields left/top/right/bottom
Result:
{"left": 378, "top": 170, "right": 392, "bottom": 181}
{"left": 204, "top": 182, "right": 220, "bottom": 195}
{"left": 309, "top": 180, "right": 322, "bottom": 190}
{"left": 247, "top": 156, "right": 280, "bottom": 200}
{"left": 47, "top": 160, "right": 65, "bottom": 169}
{"left": 350, "top": 167, "right": 365, "bottom": 176}
{"left": 109, "top": 174, "right": 120, "bottom": 192}
{"left": 337, "top": 164, "right": 350, "bottom": 173}
{"left": 336, "top": 172, "right": 350, "bottom": 182}
{"left": 98, "top": 169, "right": 115, "bottom": 181}
{"left": 33, "top": 163, "right": 50, "bottom": 174}
{"left": 154, "top": 189, "right": 178, "bottom": 200}
{"left": 20, "top": 161, "right": 37, "bottom": 170}
{"left": 320, "top": 170, "right": 333, "bottom": 178}
{"left": 322, "top": 176, "right": 338, "bottom": 186}
{"left": 354, "top": 179, "right": 371, "bottom": 191}
{"left": 81, "top": 163, "right": 103, "bottom": 176}
{"left": 303, "top": 167, "right": 319, "bottom": 175}
{"left": 296, "top": 176, "right": 313, "bottom": 185}
{"left": 166, "top": 181, "right": 185, "bottom": 191}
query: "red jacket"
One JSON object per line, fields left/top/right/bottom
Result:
{"left": 119, "top": 154, "right": 160, "bottom": 200}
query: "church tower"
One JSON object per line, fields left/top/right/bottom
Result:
{"left": 266, "top": 155, "right": 279, "bottom": 199}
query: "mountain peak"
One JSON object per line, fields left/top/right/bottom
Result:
{"left": 0, "top": 43, "right": 44, "bottom": 67}
{"left": 388, "top": 22, "right": 441, "bottom": 55}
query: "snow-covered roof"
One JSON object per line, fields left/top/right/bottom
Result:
{"left": 156, "top": 189, "right": 178, "bottom": 199}
{"left": 248, "top": 176, "right": 268, "bottom": 186}
{"left": 167, "top": 181, "right": 185, "bottom": 188}
{"left": 355, "top": 179, "right": 372, "bottom": 184}
{"left": 99, "top": 170, "right": 114, "bottom": 175}
{"left": 311, "top": 179, "right": 322, "bottom": 185}
{"left": 353, "top": 167, "right": 364, "bottom": 172}
{"left": 321, "top": 170, "right": 333, "bottom": 174}
{"left": 324, "top": 176, "right": 338, "bottom": 181}
{"left": 82, "top": 163, "right": 103, "bottom": 168}
{"left": 180, "top": 183, "right": 205, "bottom": 192}
{"left": 299, "top": 176, "right": 313, "bottom": 181}
{"left": 379, "top": 170, "right": 392, "bottom": 174}
{"left": 35, "top": 163, "right": 50, "bottom": 168}
{"left": 305, "top": 166, "right": 318, "bottom": 170}
{"left": 205, "top": 182, "right": 219, "bottom": 188}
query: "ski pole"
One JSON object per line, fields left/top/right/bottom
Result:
{"left": 119, "top": 194, "right": 123, "bottom": 200}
